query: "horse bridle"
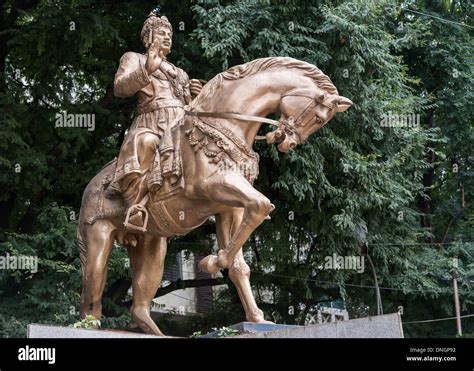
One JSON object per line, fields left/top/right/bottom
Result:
{"left": 185, "top": 88, "right": 334, "bottom": 143}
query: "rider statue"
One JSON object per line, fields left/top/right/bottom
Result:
{"left": 105, "top": 11, "right": 203, "bottom": 230}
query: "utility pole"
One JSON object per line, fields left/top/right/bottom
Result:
{"left": 360, "top": 242, "right": 383, "bottom": 316}
{"left": 452, "top": 258, "right": 462, "bottom": 336}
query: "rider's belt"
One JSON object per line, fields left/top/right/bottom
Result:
{"left": 136, "top": 99, "right": 184, "bottom": 115}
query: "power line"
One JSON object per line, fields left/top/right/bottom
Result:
{"left": 370, "top": 242, "right": 470, "bottom": 246}
{"left": 163, "top": 268, "right": 472, "bottom": 326}
{"left": 251, "top": 271, "right": 453, "bottom": 294}
{"left": 177, "top": 267, "right": 456, "bottom": 295}
{"left": 402, "top": 8, "right": 474, "bottom": 30}
{"left": 169, "top": 240, "right": 473, "bottom": 247}
{"left": 156, "top": 291, "right": 214, "bottom": 306}
{"left": 162, "top": 274, "right": 470, "bottom": 327}
{"left": 164, "top": 283, "right": 474, "bottom": 327}
{"left": 168, "top": 292, "right": 197, "bottom": 303}
{"left": 403, "top": 313, "right": 474, "bottom": 324}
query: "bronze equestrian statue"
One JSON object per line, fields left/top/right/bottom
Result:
{"left": 77, "top": 12, "right": 352, "bottom": 336}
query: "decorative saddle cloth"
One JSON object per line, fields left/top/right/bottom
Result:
{"left": 185, "top": 116, "right": 260, "bottom": 184}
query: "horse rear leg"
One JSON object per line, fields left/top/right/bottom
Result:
{"left": 128, "top": 235, "right": 167, "bottom": 336}
{"left": 79, "top": 219, "right": 115, "bottom": 320}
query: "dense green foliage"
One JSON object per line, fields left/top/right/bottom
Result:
{"left": 0, "top": 0, "right": 472, "bottom": 337}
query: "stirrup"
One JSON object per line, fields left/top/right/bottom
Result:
{"left": 124, "top": 204, "right": 149, "bottom": 233}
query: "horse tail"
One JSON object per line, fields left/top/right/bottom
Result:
{"left": 77, "top": 158, "right": 117, "bottom": 276}
{"left": 77, "top": 217, "right": 87, "bottom": 277}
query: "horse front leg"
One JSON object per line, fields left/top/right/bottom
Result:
{"left": 215, "top": 209, "right": 272, "bottom": 323}
{"left": 230, "top": 250, "right": 271, "bottom": 323}
{"left": 197, "top": 173, "right": 274, "bottom": 273}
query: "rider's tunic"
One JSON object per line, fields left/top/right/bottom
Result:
{"left": 108, "top": 51, "right": 191, "bottom": 195}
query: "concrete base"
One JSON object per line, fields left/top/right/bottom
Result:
{"left": 27, "top": 324, "right": 170, "bottom": 338}
{"left": 231, "top": 313, "right": 404, "bottom": 338}
{"left": 28, "top": 313, "right": 403, "bottom": 338}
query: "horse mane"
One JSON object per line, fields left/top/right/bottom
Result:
{"left": 190, "top": 57, "right": 338, "bottom": 108}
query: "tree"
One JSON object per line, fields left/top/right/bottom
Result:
{"left": 0, "top": 0, "right": 472, "bottom": 337}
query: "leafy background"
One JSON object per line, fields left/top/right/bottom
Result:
{"left": 0, "top": 0, "right": 472, "bottom": 337}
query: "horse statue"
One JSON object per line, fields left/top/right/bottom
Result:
{"left": 77, "top": 57, "right": 352, "bottom": 336}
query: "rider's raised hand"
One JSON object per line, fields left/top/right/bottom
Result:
{"left": 145, "top": 40, "right": 164, "bottom": 75}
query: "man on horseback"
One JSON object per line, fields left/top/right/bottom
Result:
{"left": 105, "top": 12, "right": 203, "bottom": 231}
{"left": 79, "top": 33, "right": 353, "bottom": 333}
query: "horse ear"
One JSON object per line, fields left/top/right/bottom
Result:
{"left": 336, "top": 96, "right": 353, "bottom": 113}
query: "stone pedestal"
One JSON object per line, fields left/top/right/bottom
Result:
{"left": 28, "top": 313, "right": 403, "bottom": 338}
{"left": 27, "top": 324, "right": 170, "bottom": 338}
{"left": 203, "top": 313, "right": 404, "bottom": 338}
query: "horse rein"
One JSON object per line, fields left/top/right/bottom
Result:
{"left": 184, "top": 88, "right": 331, "bottom": 143}
{"left": 184, "top": 110, "right": 280, "bottom": 141}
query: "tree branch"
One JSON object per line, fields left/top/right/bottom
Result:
{"left": 5, "top": 0, "right": 40, "bottom": 29}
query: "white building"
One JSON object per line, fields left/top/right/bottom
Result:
{"left": 150, "top": 251, "right": 225, "bottom": 317}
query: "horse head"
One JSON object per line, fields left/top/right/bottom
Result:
{"left": 267, "top": 73, "right": 353, "bottom": 152}
{"left": 190, "top": 57, "right": 352, "bottom": 152}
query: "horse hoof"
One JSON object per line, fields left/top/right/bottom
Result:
{"left": 198, "top": 255, "right": 220, "bottom": 274}
{"left": 247, "top": 316, "right": 273, "bottom": 324}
